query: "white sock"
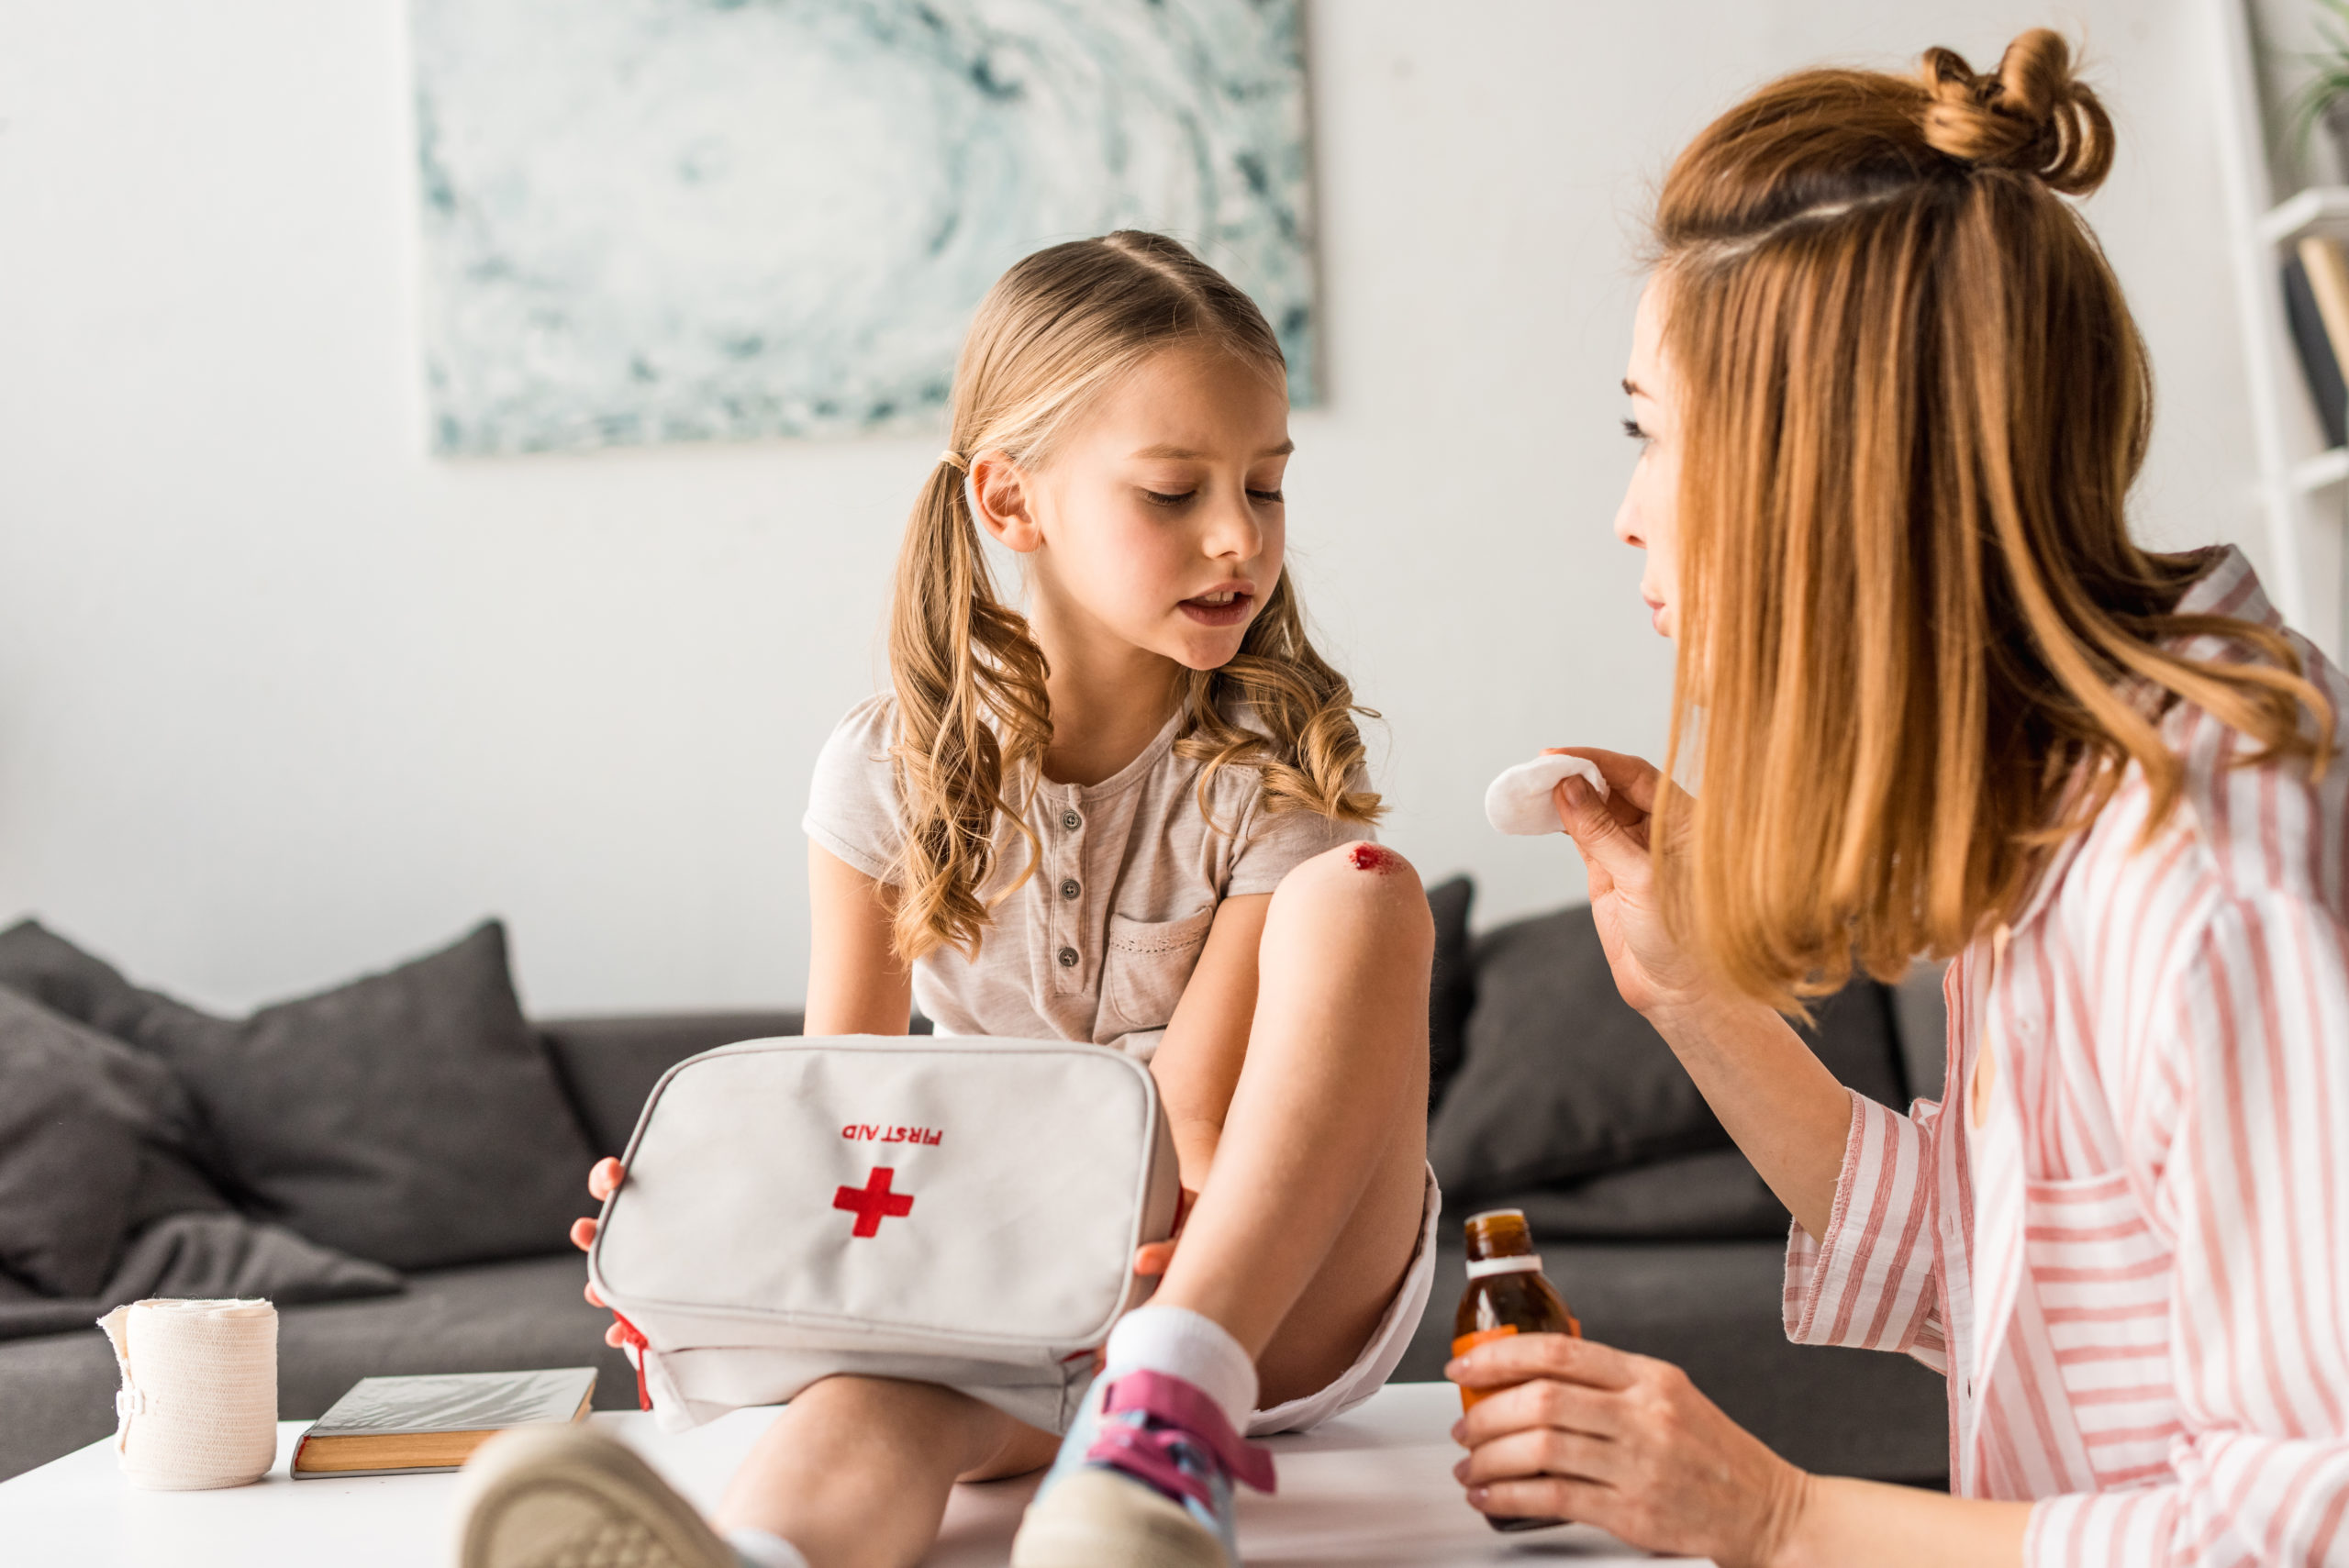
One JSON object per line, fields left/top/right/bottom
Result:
{"left": 1102, "top": 1305, "right": 1257, "bottom": 1433}
{"left": 727, "top": 1528, "right": 811, "bottom": 1568}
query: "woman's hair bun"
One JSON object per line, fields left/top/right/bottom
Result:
{"left": 1918, "top": 28, "right": 2113, "bottom": 195}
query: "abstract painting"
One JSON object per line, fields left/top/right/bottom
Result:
{"left": 408, "top": 0, "right": 1316, "bottom": 456}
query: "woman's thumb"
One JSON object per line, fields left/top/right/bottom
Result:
{"left": 1554, "top": 777, "right": 1641, "bottom": 876}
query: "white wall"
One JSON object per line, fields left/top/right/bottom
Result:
{"left": 0, "top": 1, "right": 2266, "bottom": 1015}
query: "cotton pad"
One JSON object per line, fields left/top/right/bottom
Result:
{"left": 1485, "top": 754, "right": 1610, "bottom": 836}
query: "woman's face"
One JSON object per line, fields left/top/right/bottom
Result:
{"left": 1616, "top": 277, "right": 1682, "bottom": 640}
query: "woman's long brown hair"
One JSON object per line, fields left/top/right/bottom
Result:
{"left": 1652, "top": 30, "right": 2332, "bottom": 1009}
{"left": 889, "top": 232, "right": 1378, "bottom": 964}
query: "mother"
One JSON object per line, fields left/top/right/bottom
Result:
{"left": 1449, "top": 30, "right": 2349, "bottom": 1568}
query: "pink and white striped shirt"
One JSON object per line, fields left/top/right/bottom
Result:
{"left": 1784, "top": 546, "right": 2349, "bottom": 1566}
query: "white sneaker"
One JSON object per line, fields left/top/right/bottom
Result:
{"left": 455, "top": 1423, "right": 737, "bottom": 1568}
{"left": 1011, "top": 1466, "right": 1230, "bottom": 1568}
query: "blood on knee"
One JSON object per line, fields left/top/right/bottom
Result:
{"left": 1347, "top": 842, "right": 1399, "bottom": 873}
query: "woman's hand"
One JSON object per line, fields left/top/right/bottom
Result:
{"left": 1448, "top": 1330, "right": 1808, "bottom": 1568}
{"left": 572, "top": 1158, "right": 632, "bottom": 1347}
{"left": 1542, "top": 748, "right": 1716, "bottom": 1021}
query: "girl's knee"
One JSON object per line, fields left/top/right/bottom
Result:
{"left": 772, "top": 1375, "right": 1017, "bottom": 1474}
{"left": 784, "top": 1374, "right": 963, "bottom": 1443}
{"left": 787, "top": 1373, "right": 899, "bottom": 1418}
{"left": 1271, "top": 841, "right": 1435, "bottom": 952}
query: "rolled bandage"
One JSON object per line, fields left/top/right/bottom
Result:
{"left": 98, "top": 1297, "right": 278, "bottom": 1490}
{"left": 1485, "top": 754, "right": 1610, "bottom": 836}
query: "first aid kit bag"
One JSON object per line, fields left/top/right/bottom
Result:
{"left": 587, "top": 1034, "right": 1182, "bottom": 1434}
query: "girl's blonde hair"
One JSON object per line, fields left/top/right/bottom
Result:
{"left": 888, "top": 231, "right": 1379, "bottom": 964}
{"left": 1650, "top": 30, "right": 2332, "bottom": 1010}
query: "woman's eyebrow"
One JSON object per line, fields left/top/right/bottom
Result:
{"left": 1622, "top": 378, "right": 1646, "bottom": 398}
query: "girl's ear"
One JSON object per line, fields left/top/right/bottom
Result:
{"left": 969, "top": 451, "right": 1042, "bottom": 554}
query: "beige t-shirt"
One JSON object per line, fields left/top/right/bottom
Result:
{"left": 804, "top": 695, "right": 1374, "bottom": 1060}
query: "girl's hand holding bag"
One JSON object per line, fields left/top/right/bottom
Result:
{"left": 586, "top": 1035, "right": 1183, "bottom": 1434}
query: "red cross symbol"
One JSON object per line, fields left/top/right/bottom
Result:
{"left": 832, "top": 1166, "right": 914, "bottom": 1238}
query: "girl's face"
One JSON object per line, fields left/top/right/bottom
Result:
{"left": 1616, "top": 278, "right": 1683, "bottom": 640}
{"left": 977, "top": 343, "right": 1290, "bottom": 673}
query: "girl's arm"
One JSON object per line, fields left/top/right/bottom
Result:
{"left": 1144, "top": 893, "right": 1271, "bottom": 1187}
{"left": 805, "top": 842, "right": 914, "bottom": 1036}
{"left": 1548, "top": 750, "right": 1851, "bottom": 1240}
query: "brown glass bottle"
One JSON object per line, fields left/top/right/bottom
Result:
{"left": 1453, "top": 1207, "right": 1581, "bottom": 1533}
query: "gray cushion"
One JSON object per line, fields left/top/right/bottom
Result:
{"left": 0, "top": 1212, "right": 401, "bottom": 1341}
{"left": 540, "top": 1011, "right": 807, "bottom": 1157}
{"left": 0, "top": 920, "right": 172, "bottom": 1040}
{"left": 1429, "top": 905, "right": 1906, "bottom": 1200}
{"left": 0, "top": 919, "right": 597, "bottom": 1272}
{"left": 0, "top": 983, "right": 396, "bottom": 1328}
{"left": 120, "top": 1143, "right": 236, "bottom": 1231}
{"left": 1424, "top": 876, "right": 1475, "bottom": 1109}
{"left": 1501, "top": 1148, "right": 1789, "bottom": 1240}
{"left": 0, "top": 992, "right": 153, "bottom": 1295}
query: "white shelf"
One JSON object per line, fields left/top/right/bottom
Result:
{"left": 2262, "top": 185, "right": 2349, "bottom": 249}
{"left": 2296, "top": 446, "right": 2349, "bottom": 493}
{"left": 2212, "top": 0, "right": 2338, "bottom": 653}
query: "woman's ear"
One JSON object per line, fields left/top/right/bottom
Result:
{"left": 969, "top": 451, "right": 1042, "bottom": 554}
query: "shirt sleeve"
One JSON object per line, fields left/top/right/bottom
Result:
{"left": 1222, "top": 781, "right": 1375, "bottom": 898}
{"left": 1781, "top": 1087, "right": 1950, "bottom": 1373}
{"left": 801, "top": 695, "right": 907, "bottom": 886}
{"left": 2024, "top": 895, "right": 2349, "bottom": 1568}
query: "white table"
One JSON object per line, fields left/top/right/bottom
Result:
{"left": 0, "top": 1383, "right": 1700, "bottom": 1566}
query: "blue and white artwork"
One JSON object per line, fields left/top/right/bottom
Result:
{"left": 408, "top": 0, "right": 1316, "bottom": 456}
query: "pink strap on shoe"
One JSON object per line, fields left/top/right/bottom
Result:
{"left": 1087, "top": 1423, "right": 1218, "bottom": 1511}
{"left": 1097, "top": 1371, "right": 1277, "bottom": 1495}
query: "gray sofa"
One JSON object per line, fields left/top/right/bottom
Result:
{"left": 1, "top": 913, "right": 1954, "bottom": 1489}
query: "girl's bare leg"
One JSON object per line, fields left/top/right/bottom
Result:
{"left": 718, "top": 848, "right": 1427, "bottom": 1565}
{"left": 715, "top": 1374, "right": 1058, "bottom": 1568}
{"left": 1152, "top": 842, "right": 1435, "bottom": 1403}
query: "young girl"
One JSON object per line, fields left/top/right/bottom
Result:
{"left": 457, "top": 232, "right": 1440, "bottom": 1568}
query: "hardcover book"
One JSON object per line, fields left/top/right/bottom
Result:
{"left": 2298, "top": 234, "right": 2349, "bottom": 369}
{"left": 290, "top": 1366, "right": 596, "bottom": 1478}
{"left": 2283, "top": 251, "right": 2349, "bottom": 450}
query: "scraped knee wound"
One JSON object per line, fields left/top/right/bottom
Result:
{"left": 1347, "top": 842, "right": 1400, "bottom": 873}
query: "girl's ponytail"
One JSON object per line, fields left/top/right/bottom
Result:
{"left": 886, "top": 458, "right": 1050, "bottom": 963}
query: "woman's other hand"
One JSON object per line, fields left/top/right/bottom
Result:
{"left": 1448, "top": 1330, "right": 1807, "bottom": 1568}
